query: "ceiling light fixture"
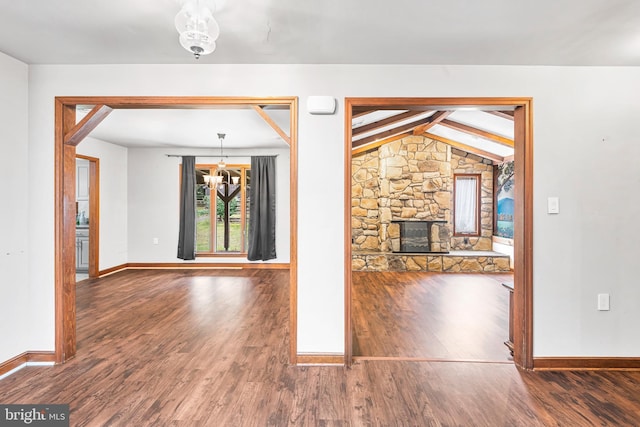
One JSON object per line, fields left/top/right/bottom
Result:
{"left": 175, "top": 0, "right": 220, "bottom": 59}
{"left": 217, "top": 132, "right": 226, "bottom": 169}
{"left": 203, "top": 132, "right": 228, "bottom": 189}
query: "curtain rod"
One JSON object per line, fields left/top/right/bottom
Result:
{"left": 166, "top": 154, "right": 278, "bottom": 158}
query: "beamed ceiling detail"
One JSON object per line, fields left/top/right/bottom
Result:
{"left": 352, "top": 109, "right": 515, "bottom": 163}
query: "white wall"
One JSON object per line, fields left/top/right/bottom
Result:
{"left": 126, "top": 147, "right": 290, "bottom": 263}
{"left": 0, "top": 51, "right": 29, "bottom": 361}
{"left": 76, "top": 136, "right": 128, "bottom": 270}
{"left": 26, "top": 64, "right": 640, "bottom": 357}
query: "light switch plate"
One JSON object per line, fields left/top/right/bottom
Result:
{"left": 547, "top": 197, "right": 559, "bottom": 214}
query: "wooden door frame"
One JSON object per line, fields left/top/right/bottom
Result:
{"left": 344, "top": 97, "right": 534, "bottom": 370}
{"left": 75, "top": 154, "right": 100, "bottom": 278}
{"left": 55, "top": 96, "right": 299, "bottom": 364}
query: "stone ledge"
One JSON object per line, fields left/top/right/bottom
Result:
{"left": 352, "top": 251, "right": 511, "bottom": 273}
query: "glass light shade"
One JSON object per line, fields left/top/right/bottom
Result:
{"left": 231, "top": 176, "right": 240, "bottom": 185}
{"left": 203, "top": 175, "right": 212, "bottom": 184}
{"left": 214, "top": 175, "right": 224, "bottom": 185}
{"left": 175, "top": 1, "right": 220, "bottom": 58}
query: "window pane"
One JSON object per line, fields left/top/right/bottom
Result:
{"left": 195, "top": 168, "right": 212, "bottom": 252}
{"left": 455, "top": 176, "right": 478, "bottom": 234}
{"left": 215, "top": 168, "right": 242, "bottom": 252}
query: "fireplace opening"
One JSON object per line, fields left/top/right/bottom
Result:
{"left": 392, "top": 220, "right": 449, "bottom": 254}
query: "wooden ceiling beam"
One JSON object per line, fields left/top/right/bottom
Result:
{"left": 64, "top": 104, "right": 113, "bottom": 146}
{"left": 352, "top": 132, "right": 412, "bottom": 157}
{"left": 412, "top": 111, "right": 452, "bottom": 135}
{"left": 486, "top": 110, "right": 515, "bottom": 120}
{"left": 353, "top": 113, "right": 449, "bottom": 148}
{"left": 423, "top": 132, "right": 504, "bottom": 163}
{"left": 438, "top": 119, "right": 514, "bottom": 147}
{"left": 352, "top": 108, "right": 377, "bottom": 118}
{"left": 252, "top": 105, "right": 290, "bottom": 145}
{"left": 353, "top": 110, "right": 428, "bottom": 137}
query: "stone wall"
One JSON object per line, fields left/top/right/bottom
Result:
{"left": 352, "top": 151, "right": 380, "bottom": 251}
{"left": 379, "top": 136, "right": 451, "bottom": 252}
{"left": 351, "top": 136, "right": 494, "bottom": 254}
{"left": 449, "top": 149, "right": 494, "bottom": 251}
{"left": 352, "top": 252, "right": 511, "bottom": 272}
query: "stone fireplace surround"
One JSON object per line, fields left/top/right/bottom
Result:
{"left": 352, "top": 135, "right": 509, "bottom": 273}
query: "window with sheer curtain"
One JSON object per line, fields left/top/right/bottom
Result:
{"left": 454, "top": 174, "right": 480, "bottom": 236}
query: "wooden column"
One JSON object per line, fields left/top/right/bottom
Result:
{"left": 55, "top": 100, "right": 78, "bottom": 362}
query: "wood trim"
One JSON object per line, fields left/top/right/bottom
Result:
{"left": 424, "top": 132, "right": 504, "bottom": 163}
{"left": 345, "top": 97, "right": 534, "bottom": 371}
{"left": 486, "top": 110, "right": 515, "bottom": 120}
{"left": 296, "top": 354, "right": 344, "bottom": 365}
{"left": 344, "top": 98, "right": 354, "bottom": 367}
{"left": 55, "top": 96, "right": 299, "bottom": 366}
{"left": 196, "top": 253, "right": 249, "bottom": 258}
{"left": 289, "top": 97, "right": 299, "bottom": 365}
{"left": 77, "top": 155, "right": 100, "bottom": 278}
{"left": 346, "top": 98, "right": 530, "bottom": 110}
{"left": 26, "top": 351, "right": 57, "bottom": 363}
{"left": 352, "top": 132, "right": 412, "bottom": 157}
{"left": 452, "top": 173, "right": 482, "bottom": 237}
{"left": 534, "top": 357, "right": 640, "bottom": 371}
{"left": 353, "top": 115, "right": 437, "bottom": 148}
{"left": 412, "top": 111, "right": 452, "bottom": 135}
{"left": 252, "top": 105, "right": 291, "bottom": 145}
{"left": 438, "top": 119, "right": 514, "bottom": 147}
{"left": 0, "top": 352, "right": 57, "bottom": 378}
{"left": 0, "top": 353, "right": 29, "bottom": 377}
{"left": 98, "top": 263, "right": 129, "bottom": 277}
{"left": 126, "top": 262, "right": 290, "bottom": 270}
{"left": 514, "top": 101, "right": 534, "bottom": 370}
{"left": 353, "top": 110, "right": 426, "bottom": 137}
{"left": 64, "top": 105, "right": 112, "bottom": 146}
{"left": 55, "top": 100, "right": 78, "bottom": 364}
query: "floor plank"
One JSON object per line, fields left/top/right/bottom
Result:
{"left": 1, "top": 269, "right": 639, "bottom": 426}
{"left": 352, "top": 271, "right": 514, "bottom": 361}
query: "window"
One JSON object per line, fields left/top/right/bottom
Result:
{"left": 195, "top": 164, "right": 251, "bottom": 255}
{"left": 453, "top": 174, "right": 481, "bottom": 236}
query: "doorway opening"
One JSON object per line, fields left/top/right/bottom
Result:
{"left": 55, "top": 96, "right": 299, "bottom": 364}
{"left": 344, "top": 98, "right": 533, "bottom": 369}
{"left": 74, "top": 154, "right": 99, "bottom": 281}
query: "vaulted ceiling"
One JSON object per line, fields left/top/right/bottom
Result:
{"left": 352, "top": 108, "right": 514, "bottom": 163}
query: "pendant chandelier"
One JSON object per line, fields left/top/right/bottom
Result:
{"left": 203, "top": 133, "right": 239, "bottom": 189}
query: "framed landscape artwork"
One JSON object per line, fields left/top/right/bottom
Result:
{"left": 495, "top": 161, "right": 514, "bottom": 239}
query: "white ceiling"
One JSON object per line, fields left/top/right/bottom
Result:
{"left": 1, "top": 0, "right": 639, "bottom": 65}
{"left": 79, "top": 107, "right": 291, "bottom": 149}
{"left": 4, "top": 1, "right": 638, "bottom": 150}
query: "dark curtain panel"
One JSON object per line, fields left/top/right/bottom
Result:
{"left": 177, "top": 156, "right": 196, "bottom": 260}
{"left": 248, "top": 156, "right": 277, "bottom": 261}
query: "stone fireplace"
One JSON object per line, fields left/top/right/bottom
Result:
{"left": 351, "top": 134, "right": 506, "bottom": 272}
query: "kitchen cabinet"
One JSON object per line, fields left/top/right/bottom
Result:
{"left": 76, "top": 228, "right": 89, "bottom": 272}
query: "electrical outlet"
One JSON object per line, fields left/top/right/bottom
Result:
{"left": 597, "top": 293, "right": 610, "bottom": 311}
{"left": 153, "top": 238, "right": 159, "bottom": 245}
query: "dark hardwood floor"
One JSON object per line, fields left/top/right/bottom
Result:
{"left": 352, "top": 272, "right": 514, "bottom": 361}
{"left": 1, "top": 269, "right": 639, "bottom": 426}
